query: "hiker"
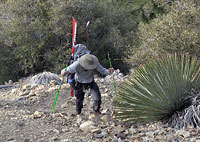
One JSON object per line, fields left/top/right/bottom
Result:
{"left": 61, "top": 51, "right": 114, "bottom": 115}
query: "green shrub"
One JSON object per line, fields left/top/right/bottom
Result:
{"left": 0, "top": 44, "right": 19, "bottom": 84}
{"left": 0, "top": 0, "right": 138, "bottom": 79}
{"left": 132, "top": 0, "right": 200, "bottom": 65}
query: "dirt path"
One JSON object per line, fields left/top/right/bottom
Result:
{"left": 0, "top": 76, "right": 117, "bottom": 142}
{"left": 0, "top": 85, "right": 92, "bottom": 142}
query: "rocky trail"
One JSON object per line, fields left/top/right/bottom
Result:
{"left": 0, "top": 71, "right": 200, "bottom": 142}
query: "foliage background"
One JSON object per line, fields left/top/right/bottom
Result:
{"left": 0, "top": 0, "right": 199, "bottom": 84}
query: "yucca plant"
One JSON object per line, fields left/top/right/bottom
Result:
{"left": 115, "top": 54, "right": 200, "bottom": 125}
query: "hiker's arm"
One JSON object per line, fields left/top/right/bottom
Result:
{"left": 61, "top": 61, "right": 79, "bottom": 76}
{"left": 96, "top": 64, "right": 114, "bottom": 76}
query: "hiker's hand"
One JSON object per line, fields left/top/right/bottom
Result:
{"left": 109, "top": 68, "right": 114, "bottom": 74}
{"left": 61, "top": 68, "right": 67, "bottom": 76}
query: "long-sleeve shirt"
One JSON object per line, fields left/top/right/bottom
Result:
{"left": 66, "top": 59, "right": 110, "bottom": 83}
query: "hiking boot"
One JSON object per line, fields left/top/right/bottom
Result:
{"left": 71, "top": 110, "right": 81, "bottom": 116}
{"left": 76, "top": 110, "right": 81, "bottom": 115}
{"left": 93, "top": 110, "right": 101, "bottom": 116}
{"left": 75, "top": 112, "right": 81, "bottom": 115}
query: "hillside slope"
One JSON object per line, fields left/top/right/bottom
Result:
{"left": 0, "top": 71, "right": 199, "bottom": 142}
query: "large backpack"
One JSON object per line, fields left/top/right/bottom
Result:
{"left": 67, "top": 44, "right": 91, "bottom": 66}
{"left": 67, "top": 44, "right": 91, "bottom": 89}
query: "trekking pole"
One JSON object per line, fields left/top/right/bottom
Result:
{"left": 51, "top": 66, "right": 67, "bottom": 113}
{"left": 86, "top": 21, "right": 90, "bottom": 41}
{"left": 70, "top": 17, "right": 77, "bottom": 97}
{"left": 107, "top": 53, "right": 118, "bottom": 101}
{"left": 86, "top": 21, "right": 90, "bottom": 47}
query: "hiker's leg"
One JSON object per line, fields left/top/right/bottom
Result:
{"left": 90, "top": 81, "right": 101, "bottom": 111}
{"left": 75, "top": 82, "right": 85, "bottom": 113}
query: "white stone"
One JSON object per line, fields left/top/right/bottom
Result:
{"left": 129, "top": 127, "right": 137, "bottom": 134}
{"left": 176, "top": 129, "right": 190, "bottom": 138}
{"left": 50, "top": 80, "right": 58, "bottom": 85}
{"left": 100, "top": 115, "right": 110, "bottom": 122}
{"left": 19, "top": 90, "right": 30, "bottom": 96}
{"left": 61, "top": 139, "right": 73, "bottom": 142}
{"left": 32, "top": 111, "right": 44, "bottom": 119}
{"left": 8, "top": 80, "right": 13, "bottom": 84}
{"left": 102, "top": 93, "right": 109, "bottom": 97}
{"left": 112, "top": 125, "right": 125, "bottom": 135}
{"left": 80, "top": 121, "right": 96, "bottom": 132}
{"left": 11, "top": 88, "right": 18, "bottom": 94}
{"left": 22, "top": 84, "right": 31, "bottom": 90}
{"left": 89, "top": 114, "right": 95, "bottom": 119}
{"left": 146, "top": 131, "right": 154, "bottom": 138}
{"left": 101, "top": 109, "right": 110, "bottom": 114}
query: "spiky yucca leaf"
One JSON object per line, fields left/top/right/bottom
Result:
{"left": 115, "top": 54, "right": 200, "bottom": 123}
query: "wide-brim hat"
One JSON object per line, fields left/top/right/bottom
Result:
{"left": 79, "top": 54, "right": 99, "bottom": 70}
